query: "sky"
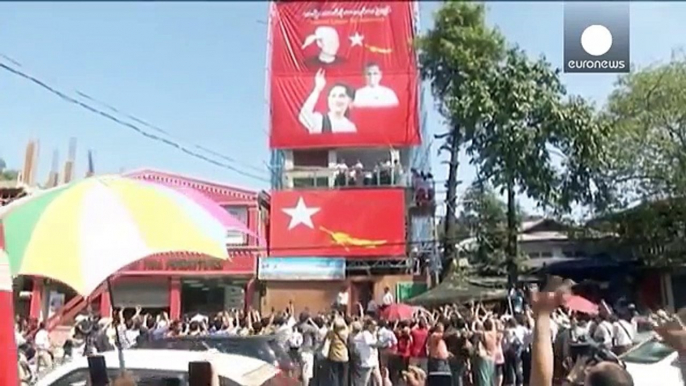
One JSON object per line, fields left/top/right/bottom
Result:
{"left": 1, "top": 2, "right": 685, "bottom": 213}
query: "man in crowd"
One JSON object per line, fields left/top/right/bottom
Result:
{"left": 529, "top": 276, "right": 635, "bottom": 386}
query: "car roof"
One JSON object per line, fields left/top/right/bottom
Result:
{"left": 37, "top": 349, "right": 278, "bottom": 386}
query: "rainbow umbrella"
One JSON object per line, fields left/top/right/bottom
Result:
{"left": 0, "top": 175, "right": 234, "bottom": 297}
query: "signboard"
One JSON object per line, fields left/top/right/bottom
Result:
{"left": 269, "top": 188, "right": 406, "bottom": 257}
{"left": 268, "top": 1, "right": 420, "bottom": 149}
{"left": 120, "top": 253, "right": 256, "bottom": 275}
{"left": 258, "top": 257, "right": 346, "bottom": 281}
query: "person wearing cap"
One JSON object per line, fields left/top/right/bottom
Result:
{"left": 302, "top": 26, "right": 346, "bottom": 67}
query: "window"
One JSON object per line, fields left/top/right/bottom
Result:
{"left": 223, "top": 206, "right": 248, "bottom": 245}
{"left": 293, "top": 150, "right": 328, "bottom": 167}
{"left": 292, "top": 177, "right": 329, "bottom": 188}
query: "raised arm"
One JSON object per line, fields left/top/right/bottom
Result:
{"left": 530, "top": 277, "right": 573, "bottom": 386}
{"left": 298, "top": 68, "right": 326, "bottom": 133}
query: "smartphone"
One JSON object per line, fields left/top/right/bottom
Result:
{"left": 87, "top": 355, "right": 109, "bottom": 386}
{"left": 188, "top": 361, "right": 213, "bottom": 386}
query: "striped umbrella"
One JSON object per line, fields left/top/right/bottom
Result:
{"left": 0, "top": 175, "right": 236, "bottom": 296}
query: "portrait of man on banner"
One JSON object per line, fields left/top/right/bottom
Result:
{"left": 354, "top": 62, "right": 399, "bottom": 108}
{"left": 302, "top": 26, "right": 347, "bottom": 68}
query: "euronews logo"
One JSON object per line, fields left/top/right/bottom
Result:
{"left": 564, "top": 2, "right": 630, "bottom": 74}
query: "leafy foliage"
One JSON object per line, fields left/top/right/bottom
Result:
{"left": 602, "top": 54, "right": 686, "bottom": 202}
{"left": 0, "top": 169, "right": 18, "bottom": 182}
{"left": 459, "top": 181, "right": 529, "bottom": 275}
{"left": 465, "top": 47, "right": 611, "bottom": 213}
{"left": 589, "top": 55, "right": 686, "bottom": 266}
{"left": 419, "top": 3, "right": 610, "bottom": 281}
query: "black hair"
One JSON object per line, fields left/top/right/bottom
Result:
{"left": 365, "top": 62, "right": 380, "bottom": 71}
{"left": 586, "top": 363, "right": 634, "bottom": 386}
{"left": 299, "top": 311, "right": 310, "bottom": 323}
{"left": 327, "top": 83, "right": 356, "bottom": 118}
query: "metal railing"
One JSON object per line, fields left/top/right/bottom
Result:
{"left": 285, "top": 167, "right": 408, "bottom": 189}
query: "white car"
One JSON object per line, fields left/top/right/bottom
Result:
{"left": 621, "top": 335, "right": 682, "bottom": 386}
{"left": 36, "top": 349, "right": 297, "bottom": 386}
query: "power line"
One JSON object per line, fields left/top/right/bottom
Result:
{"left": 0, "top": 58, "right": 271, "bottom": 183}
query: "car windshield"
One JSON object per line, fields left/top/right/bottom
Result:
{"left": 621, "top": 337, "right": 675, "bottom": 364}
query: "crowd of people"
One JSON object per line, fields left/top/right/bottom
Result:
{"left": 334, "top": 159, "right": 404, "bottom": 187}
{"left": 13, "top": 276, "right": 686, "bottom": 386}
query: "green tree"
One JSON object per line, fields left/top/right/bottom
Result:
{"left": 591, "top": 54, "right": 686, "bottom": 266}
{"left": 416, "top": 2, "right": 505, "bottom": 275}
{"left": 420, "top": 5, "right": 610, "bottom": 284}
{"left": 603, "top": 54, "right": 686, "bottom": 202}
{"left": 0, "top": 169, "right": 18, "bottom": 181}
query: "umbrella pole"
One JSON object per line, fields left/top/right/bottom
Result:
{"left": 106, "top": 278, "right": 126, "bottom": 373}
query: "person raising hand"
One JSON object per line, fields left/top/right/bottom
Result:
{"left": 529, "top": 276, "right": 634, "bottom": 386}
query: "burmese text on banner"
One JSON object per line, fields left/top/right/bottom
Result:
{"left": 269, "top": 2, "right": 420, "bottom": 149}
{"left": 269, "top": 189, "right": 406, "bottom": 257}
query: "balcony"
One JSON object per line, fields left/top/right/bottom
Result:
{"left": 284, "top": 165, "right": 408, "bottom": 189}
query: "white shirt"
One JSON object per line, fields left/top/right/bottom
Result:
{"left": 337, "top": 291, "right": 349, "bottom": 306}
{"left": 613, "top": 319, "right": 634, "bottom": 346}
{"left": 35, "top": 329, "right": 50, "bottom": 351}
{"left": 382, "top": 292, "right": 394, "bottom": 306}
{"left": 593, "top": 320, "right": 614, "bottom": 347}
{"left": 549, "top": 319, "right": 559, "bottom": 342}
{"left": 377, "top": 327, "right": 398, "bottom": 349}
{"left": 15, "top": 330, "right": 26, "bottom": 346}
{"left": 367, "top": 300, "right": 379, "bottom": 313}
{"left": 355, "top": 330, "right": 380, "bottom": 368}
{"left": 354, "top": 86, "right": 399, "bottom": 108}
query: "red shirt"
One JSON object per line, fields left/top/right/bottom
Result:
{"left": 396, "top": 331, "right": 412, "bottom": 358}
{"left": 410, "top": 327, "right": 429, "bottom": 358}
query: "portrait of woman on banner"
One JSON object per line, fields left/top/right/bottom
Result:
{"left": 298, "top": 69, "right": 357, "bottom": 134}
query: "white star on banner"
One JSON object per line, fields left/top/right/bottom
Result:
{"left": 349, "top": 32, "right": 364, "bottom": 47}
{"left": 282, "top": 197, "right": 320, "bottom": 230}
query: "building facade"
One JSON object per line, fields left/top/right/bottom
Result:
{"left": 32, "top": 169, "right": 265, "bottom": 326}
{"left": 262, "top": 1, "right": 435, "bottom": 313}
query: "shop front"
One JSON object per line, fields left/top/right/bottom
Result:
{"left": 259, "top": 257, "right": 346, "bottom": 314}
{"left": 106, "top": 251, "right": 257, "bottom": 318}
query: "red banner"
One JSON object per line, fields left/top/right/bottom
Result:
{"left": 269, "top": 189, "right": 406, "bottom": 257}
{"left": 269, "top": 2, "right": 420, "bottom": 149}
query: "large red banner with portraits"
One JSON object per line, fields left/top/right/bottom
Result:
{"left": 269, "top": 189, "right": 406, "bottom": 257}
{"left": 268, "top": 2, "right": 420, "bottom": 149}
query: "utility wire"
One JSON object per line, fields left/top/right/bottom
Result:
{"left": 1, "top": 52, "right": 270, "bottom": 175}
{"left": 0, "top": 57, "right": 270, "bottom": 182}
